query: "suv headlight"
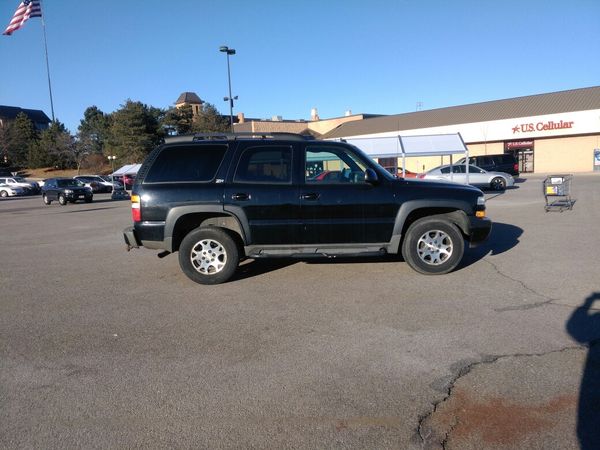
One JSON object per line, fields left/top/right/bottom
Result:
{"left": 477, "top": 196, "right": 485, "bottom": 206}
{"left": 64, "top": 189, "right": 73, "bottom": 194}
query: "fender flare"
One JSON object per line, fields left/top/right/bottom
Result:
{"left": 164, "top": 205, "right": 249, "bottom": 252}
{"left": 392, "top": 199, "right": 473, "bottom": 238}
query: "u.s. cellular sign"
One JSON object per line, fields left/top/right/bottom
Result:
{"left": 512, "top": 119, "right": 575, "bottom": 134}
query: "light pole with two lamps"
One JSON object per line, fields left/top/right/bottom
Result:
{"left": 107, "top": 155, "right": 118, "bottom": 198}
{"left": 219, "top": 45, "right": 237, "bottom": 133}
{"left": 107, "top": 155, "right": 117, "bottom": 185}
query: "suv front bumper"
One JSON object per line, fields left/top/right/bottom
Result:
{"left": 468, "top": 217, "right": 492, "bottom": 247}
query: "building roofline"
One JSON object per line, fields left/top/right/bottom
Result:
{"left": 323, "top": 86, "right": 600, "bottom": 139}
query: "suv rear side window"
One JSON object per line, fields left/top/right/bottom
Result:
{"left": 234, "top": 146, "right": 292, "bottom": 183}
{"left": 144, "top": 145, "right": 227, "bottom": 183}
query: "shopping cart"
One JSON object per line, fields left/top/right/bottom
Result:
{"left": 543, "top": 174, "right": 573, "bottom": 212}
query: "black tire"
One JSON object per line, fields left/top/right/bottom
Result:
{"left": 178, "top": 228, "right": 239, "bottom": 285}
{"left": 58, "top": 194, "right": 67, "bottom": 205}
{"left": 401, "top": 217, "right": 465, "bottom": 275}
{"left": 0, "top": 190, "right": 8, "bottom": 198}
{"left": 490, "top": 177, "right": 506, "bottom": 191}
{"left": 84, "top": 196, "right": 93, "bottom": 203}
{"left": 43, "top": 194, "right": 51, "bottom": 205}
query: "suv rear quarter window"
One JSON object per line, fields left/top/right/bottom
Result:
{"left": 144, "top": 144, "right": 227, "bottom": 183}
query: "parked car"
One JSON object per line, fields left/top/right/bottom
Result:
{"left": 74, "top": 175, "right": 114, "bottom": 193}
{"left": 456, "top": 154, "right": 519, "bottom": 176}
{"left": 123, "top": 133, "right": 491, "bottom": 285}
{"left": 309, "top": 170, "right": 343, "bottom": 182}
{"left": 0, "top": 183, "right": 26, "bottom": 197}
{"left": 382, "top": 167, "right": 419, "bottom": 178}
{"left": 419, "top": 164, "right": 515, "bottom": 191}
{"left": 41, "top": 177, "right": 93, "bottom": 205}
{"left": 0, "top": 176, "right": 41, "bottom": 195}
{"left": 123, "top": 173, "right": 136, "bottom": 189}
{"left": 99, "top": 175, "right": 124, "bottom": 190}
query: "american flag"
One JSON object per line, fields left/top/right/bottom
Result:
{"left": 3, "top": 0, "right": 42, "bottom": 36}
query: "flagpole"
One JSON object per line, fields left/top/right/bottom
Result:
{"left": 39, "top": 0, "right": 55, "bottom": 121}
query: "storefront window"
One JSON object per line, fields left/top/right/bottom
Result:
{"left": 506, "top": 141, "right": 534, "bottom": 173}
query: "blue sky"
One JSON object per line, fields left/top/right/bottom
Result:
{"left": 1, "top": 0, "right": 599, "bottom": 133}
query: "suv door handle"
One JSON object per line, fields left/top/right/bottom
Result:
{"left": 300, "top": 193, "right": 319, "bottom": 200}
{"left": 231, "top": 193, "right": 250, "bottom": 201}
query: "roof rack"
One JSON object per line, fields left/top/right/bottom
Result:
{"left": 164, "top": 132, "right": 314, "bottom": 144}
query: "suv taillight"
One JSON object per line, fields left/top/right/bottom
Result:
{"left": 131, "top": 195, "right": 141, "bottom": 222}
{"left": 514, "top": 163, "right": 519, "bottom": 171}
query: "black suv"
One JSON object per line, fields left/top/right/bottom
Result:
{"left": 42, "top": 177, "right": 93, "bottom": 205}
{"left": 457, "top": 154, "right": 519, "bottom": 176}
{"left": 123, "top": 133, "right": 491, "bottom": 284}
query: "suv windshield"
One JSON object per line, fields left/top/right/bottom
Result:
{"left": 57, "top": 179, "right": 83, "bottom": 187}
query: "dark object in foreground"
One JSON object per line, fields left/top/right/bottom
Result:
{"left": 111, "top": 189, "right": 130, "bottom": 200}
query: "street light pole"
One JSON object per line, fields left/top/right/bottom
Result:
{"left": 219, "top": 46, "right": 237, "bottom": 133}
{"left": 107, "top": 155, "right": 116, "bottom": 190}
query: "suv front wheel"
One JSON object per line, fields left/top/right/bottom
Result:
{"left": 401, "top": 217, "right": 464, "bottom": 275}
{"left": 178, "top": 227, "right": 239, "bottom": 285}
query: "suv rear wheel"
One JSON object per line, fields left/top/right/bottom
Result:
{"left": 178, "top": 227, "right": 239, "bottom": 285}
{"left": 401, "top": 217, "right": 464, "bottom": 275}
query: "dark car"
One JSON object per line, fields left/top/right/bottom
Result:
{"left": 456, "top": 154, "right": 519, "bottom": 176}
{"left": 123, "top": 133, "right": 491, "bottom": 285}
{"left": 42, "top": 177, "right": 93, "bottom": 205}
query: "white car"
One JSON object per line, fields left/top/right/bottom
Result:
{"left": 0, "top": 183, "right": 26, "bottom": 197}
{"left": 99, "top": 175, "right": 124, "bottom": 190}
{"left": 0, "top": 176, "right": 41, "bottom": 195}
{"left": 420, "top": 164, "right": 515, "bottom": 191}
{"left": 74, "top": 175, "right": 123, "bottom": 193}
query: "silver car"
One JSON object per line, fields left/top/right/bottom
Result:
{"left": 0, "top": 183, "right": 26, "bottom": 197}
{"left": 421, "top": 164, "right": 515, "bottom": 191}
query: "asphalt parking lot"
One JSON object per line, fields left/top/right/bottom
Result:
{"left": 1, "top": 174, "right": 599, "bottom": 449}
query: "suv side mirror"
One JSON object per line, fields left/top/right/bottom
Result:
{"left": 364, "top": 168, "right": 379, "bottom": 185}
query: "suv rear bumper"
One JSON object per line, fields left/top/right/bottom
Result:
{"left": 468, "top": 217, "right": 492, "bottom": 247}
{"left": 123, "top": 226, "right": 140, "bottom": 249}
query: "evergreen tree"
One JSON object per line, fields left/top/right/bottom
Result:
{"left": 6, "top": 113, "right": 38, "bottom": 167}
{"left": 162, "top": 104, "right": 194, "bottom": 135}
{"left": 191, "top": 103, "right": 230, "bottom": 133}
{"left": 78, "top": 106, "right": 111, "bottom": 155}
{"left": 106, "top": 100, "right": 164, "bottom": 163}
{"left": 27, "top": 140, "right": 52, "bottom": 168}
{"left": 38, "top": 120, "right": 77, "bottom": 170}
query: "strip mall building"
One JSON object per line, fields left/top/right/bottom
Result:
{"left": 323, "top": 86, "right": 600, "bottom": 174}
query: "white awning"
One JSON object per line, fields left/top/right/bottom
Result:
{"left": 341, "top": 133, "right": 471, "bottom": 181}
{"left": 111, "top": 164, "right": 141, "bottom": 176}
{"left": 343, "top": 133, "right": 467, "bottom": 157}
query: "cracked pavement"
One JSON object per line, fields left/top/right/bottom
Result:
{"left": 1, "top": 174, "right": 599, "bottom": 449}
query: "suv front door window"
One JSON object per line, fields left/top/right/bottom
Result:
{"left": 301, "top": 144, "right": 395, "bottom": 244}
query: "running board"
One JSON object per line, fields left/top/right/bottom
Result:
{"left": 245, "top": 245, "right": 388, "bottom": 259}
